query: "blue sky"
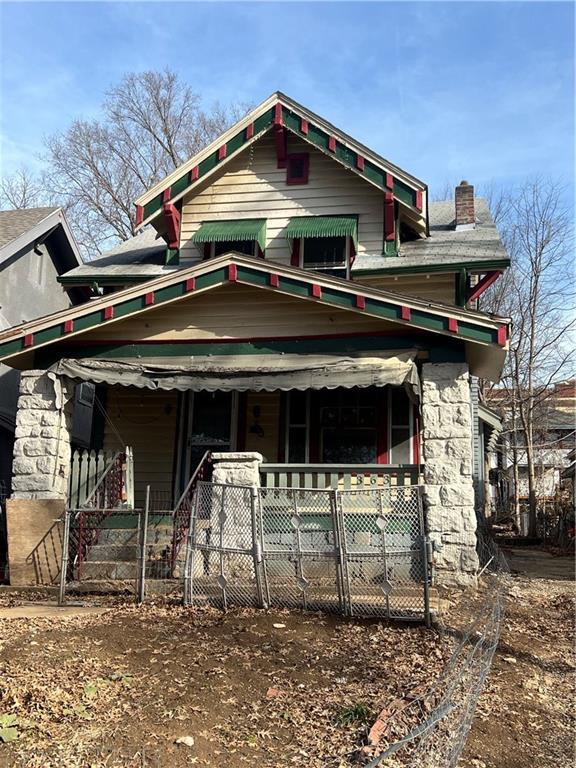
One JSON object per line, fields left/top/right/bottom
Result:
{"left": 0, "top": 1, "right": 574, "bottom": 198}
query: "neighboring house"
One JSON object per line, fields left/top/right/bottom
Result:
{"left": 0, "top": 93, "right": 512, "bottom": 586}
{"left": 0, "top": 207, "right": 93, "bottom": 579}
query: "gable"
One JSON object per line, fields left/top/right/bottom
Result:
{"left": 179, "top": 134, "right": 386, "bottom": 265}
{"left": 135, "top": 93, "right": 427, "bottom": 234}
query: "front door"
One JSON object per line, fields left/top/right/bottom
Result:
{"left": 175, "top": 392, "right": 237, "bottom": 496}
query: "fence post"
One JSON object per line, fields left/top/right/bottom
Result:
{"left": 331, "top": 489, "right": 350, "bottom": 616}
{"left": 183, "top": 485, "right": 199, "bottom": 607}
{"left": 418, "top": 487, "right": 431, "bottom": 627}
{"left": 137, "top": 486, "right": 150, "bottom": 605}
{"left": 250, "top": 486, "right": 266, "bottom": 609}
{"left": 58, "top": 510, "right": 71, "bottom": 606}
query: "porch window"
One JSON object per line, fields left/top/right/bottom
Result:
{"left": 285, "top": 391, "right": 310, "bottom": 462}
{"left": 319, "top": 388, "right": 378, "bottom": 464}
{"left": 389, "top": 387, "right": 413, "bottom": 464}
{"left": 191, "top": 219, "right": 267, "bottom": 259}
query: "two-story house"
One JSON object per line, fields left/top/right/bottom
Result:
{"left": 0, "top": 93, "right": 511, "bottom": 586}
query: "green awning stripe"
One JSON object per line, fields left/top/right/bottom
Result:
{"left": 285, "top": 216, "right": 358, "bottom": 248}
{"left": 192, "top": 219, "right": 267, "bottom": 252}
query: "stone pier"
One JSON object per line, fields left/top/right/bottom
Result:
{"left": 5, "top": 371, "right": 74, "bottom": 585}
{"left": 421, "top": 362, "right": 478, "bottom": 586}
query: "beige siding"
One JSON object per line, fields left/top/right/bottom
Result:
{"left": 179, "top": 134, "right": 384, "bottom": 265}
{"left": 84, "top": 284, "right": 398, "bottom": 341}
{"left": 103, "top": 387, "right": 178, "bottom": 507}
{"left": 244, "top": 392, "right": 281, "bottom": 462}
{"left": 356, "top": 273, "right": 456, "bottom": 305}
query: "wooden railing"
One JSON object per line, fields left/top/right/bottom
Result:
{"left": 68, "top": 447, "right": 135, "bottom": 509}
{"left": 260, "top": 463, "right": 421, "bottom": 489}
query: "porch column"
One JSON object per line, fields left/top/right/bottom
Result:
{"left": 421, "top": 362, "right": 479, "bottom": 586}
{"left": 6, "top": 371, "right": 74, "bottom": 585}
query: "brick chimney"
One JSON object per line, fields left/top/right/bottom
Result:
{"left": 454, "top": 180, "right": 475, "bottom": 229}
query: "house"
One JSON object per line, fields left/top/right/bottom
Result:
{"left": 0, "top": 93, "right": 511, "bottom": 587}
{"left": 0, "top": 207, "right": 92, "bottom": 580}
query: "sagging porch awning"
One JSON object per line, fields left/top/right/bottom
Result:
{"left": 191, "top": 219, "right": 267, "bottom": 252}
{"left": 51, "top": 349, "right": 421, "bottom": 397}
{"left": 285, "top": 216, "right": 358, "bottom": 248}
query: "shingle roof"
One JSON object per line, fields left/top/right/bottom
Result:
{"left": 0, "top": 207, "right": 59, "bottom": 250}
{"left": 353, "top": 198, "right": 508, "bottom": 273}
{"left": 61, "top": 228, "right": 176, "bottom": 281}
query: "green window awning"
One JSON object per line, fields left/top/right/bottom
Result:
{"left": 192, "top": 219, "right": 267, "bottom": 252}
{"left": 285, "top": 216, "right": 358, "bottom": 248}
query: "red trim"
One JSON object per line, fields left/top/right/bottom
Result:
{"left": 412, "top": 403, "right": 421, "bottom": 465}
{"left": 466, "top": 270, "right": 503, "bottom": 304}
{"left": 145, "top": 292, "right": 155, "bottom": 306}
{"left": 497, "top": 325, "right": 507, "bottom": 346}
{"left": 103, "top": 306, "right": 114, "bottom": 320}
{"left": 190, "top": 166, "right": 199, "bottom": 182}
{"left": 246, "top": 122, "right": 254, "bottom": 140}
{"left": 162, "top": 187, "right": 172, "bottom": 204}
{"left": 300, "top": 118, "right": 308, "bottom": 134}
{"left": 135, "top": 205, "right": 144, "bottom": 226}
{"left": 385, "top": 173, "right": 394, "bottom": 190}
{"left": 415, "top": 190, "right": 423, "bottom": 211}
{"left": 162, "top": 203, "right": 181, "bottom": 249}
{"left": 401, "top": 306, "right": 411, "bottom": 321}
{"left": 377, "top": 388, "right": 389, "bottom": 464}
{"left": 448, "top": 318, "right": 458, "bottom": 333}
{"left": 311, "top": 284, "right": 322, "bottom": 298}
{"left": 274, "top": 103, "right": 283, "bottom": 126}
{"left": 185, "top": 278, "right": 196, "bottom": 292}
{"left": 384, "top": 191, "right": 395, "bottom": 242}
{"left": 63, "top": 319, "right": 74, "bottom": 334}
{"left": 274, "top": 125, "right": 287, "bottom": 168}
{"left": 286, "top": 153, "right": 309, "bottom": 185}
{"left": 228, "top": 264, "right": 238, "bottom": 282}
{"left": 328, "top": 136, "right": 336, "bottom": 152}
{"left": 269, "top": 273, "right": 280, "bottom": 288}
{"left": 218, "top": 144, "right": 227, "bottom": 161}
{"left": 23, "top": 333, "right": 33, "bottom": 348}
{"left": 290, "top": 238, "right": 300, "bottom": 267}
{"left": 356, "top": 155, "right": 365, "bottom": 171}
{"left": 355, "top": 295, "right": 366, "bottom": 310}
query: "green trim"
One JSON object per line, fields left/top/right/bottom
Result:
{"left": 192, "top": 219, "right": 267, "bottom": 252}
{"left": 166, "top": 248, "right": 179, "bottom": 266}
{"left": 139, "top": 103, "right": 424, "bottom": 225}
{"left": 2, "top": 258, "right": 504, "bottom": 363}
{"left": 285, "top": 216, "right": 358, "bottom": 248}
{"left": 353, "top": 258, "right": 511, "bottom": 277}
{"left": 58, "top": 274, "right": 166, "bottom": 286}
{"left": 455, "top": 268, "right": 467, "bottom": 307}
{"left": 34, "top": 336, "right": 466, "bottom": 367}
{"left": 383, "top": 240, "right": 398, "bottom": 257}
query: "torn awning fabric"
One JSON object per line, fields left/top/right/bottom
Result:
{"left": 51, "top": 350, "right": 421, "bottom": 397}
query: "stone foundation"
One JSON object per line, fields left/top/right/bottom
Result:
{"left": 421, "top": 362, "right": 479, "bottom": 586}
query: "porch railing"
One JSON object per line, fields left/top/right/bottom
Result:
{"left": 68, "top": 447, "right": 135, "bottom": 510}
{"left": 259, "top": 463, "right": 421, "bottom": 489}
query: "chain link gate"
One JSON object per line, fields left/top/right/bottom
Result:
{"left": 184, "top": 481, "right": 431, "bottom": 623}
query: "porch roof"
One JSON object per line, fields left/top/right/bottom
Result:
{"left": 0, "top": 252, "right": 510, "bottom": 381}
{"left": 50, "top": 349, "right": 421, "bottom": 395}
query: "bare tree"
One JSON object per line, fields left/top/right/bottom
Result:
{"left": 0, "top": 167, "right": 46, "bottom": 209}
{"left": 481, "top": 178, "right": 575, "bottom": 535}
{"left": 40, "top": 70, "right": 250, "bottom": 256}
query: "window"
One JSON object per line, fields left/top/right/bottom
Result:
{"left": 320, "top": 388, "right": 378, "bottom": 464}
{"left": 388, "top": 387, "right": 413, "bottom": 464}
{"left": 210, "top": 240, "right": 258, "bottom": 258}
{"left": 285, "top": 391, "right": 310, "bottom": 462}
{"left": 286, "top": 153, "right": 309, "bottom": 185}
{"left": 77, "top": 382, "right": 95, "bottom": 407}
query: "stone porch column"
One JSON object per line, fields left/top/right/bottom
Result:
{"left": 6, "top": 371, "right": 74, "bottom": 585}
{"left": 420, "top": 363, "right": 479, "bottom": 586}
{"left": 211, "top": 452, "right": 263, "bottom": 487}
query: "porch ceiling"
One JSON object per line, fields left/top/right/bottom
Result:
{"left": 0, "top": 252, "right": 509, "bottom": 381}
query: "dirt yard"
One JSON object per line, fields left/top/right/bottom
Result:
{"left": 0, "top": 545, "right": 573, "bottom": 768}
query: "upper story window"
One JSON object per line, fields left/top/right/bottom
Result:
{"left": 191, "top": 219, "right": 266, "bottom": 260}
{"left": 286, "top": 153, "right": 309, "bottom": 185}
{"left": 286, "top": 216, "right": 357, "bottom": 278}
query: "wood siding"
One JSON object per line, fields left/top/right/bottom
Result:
{"left": 244, "top": 392, "right": 280, "bottom": 462}
{"left": 179, "top": 134, "right": 384, "bottom": 265}
{"left": 356, "top": 273, "right": 456, "bottom": 304}
{"left": 102, "top": 387, "right": 178, "bottom": 507}
{"left": 83, "top": 284, "right": 399, "bottom": 341}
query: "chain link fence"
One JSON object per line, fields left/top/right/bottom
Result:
{"left": 183, "top": 481, "right": 432, "bottom": 622}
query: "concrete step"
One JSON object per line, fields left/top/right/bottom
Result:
{"left": 96, "top": 525, "right": 173, "bottom": 546}
{"left": 85, "top": 543, "right": 171, "bottom": 562}
{"left": 78, "top": 556, "right": 185, "bottom": 581}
